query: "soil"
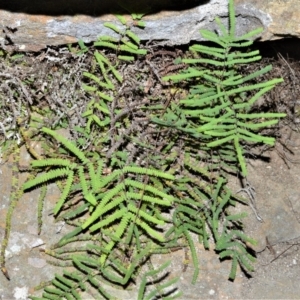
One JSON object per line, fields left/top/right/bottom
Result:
{"left": 1, "top": 39, "right": 300, "bottom": 299}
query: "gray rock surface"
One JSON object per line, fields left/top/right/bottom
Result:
{"left": 0, "top": 0, "right": 298, "bottom": 52}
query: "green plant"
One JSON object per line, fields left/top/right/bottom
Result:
{"left": 149, "top": 0, "right": 284, "bottom": 280}
{"left": 0, "top": 0, "right": 286, "bottom": 299}
{"left": 24, "top": 15, "right": 182, "bottom": 300}
{"left": 153, "top": 0, "right": 285, "bottom": 177}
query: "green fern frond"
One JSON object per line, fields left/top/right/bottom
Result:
{"left": 138, "top": 261, "right": 182, "bottom": 300}
{"left": 126, "top": 192, "right": 172, "bottom": 206}
{"left": 99, "top": 212, "right": 132, "bottom": 265}
{"left": 128, "top": 203, "right": 165, "bottom": 225}
{"left": 124, "top": 179, "right": 174, "bottom": 202}
{"left": 31, "top": 159, "right": 77, "bottom": 169}
{"left": 23, "top": 168, "right": 71, "bottom": 191}
{"left": 104, "top": 22, "right": 123, "bottom": 34}
{"left": 182, "top": 229, "right": 199, "bottom": 284}
{"left": 42, "top": 128, "right": 89, "bottom": 164}
{"left": 89, "top": 207, "right": 127, "bottom": 232}
{"left": 135, "top": 217, "right": 165, "bottom": 242}
{"left": 77, "top": 166, "right": 97, "bottom": 206}
{"left": 53, "top": 171, "right": 74, "bottom": 215}
{"left": 125, "top": 30, "right": 141, "bottom": 45}
{"left": 122, "top": 166, "right": 175, "bottom": 180}
{"left": 58, "top": 203, "right": 90, "bottom": 221}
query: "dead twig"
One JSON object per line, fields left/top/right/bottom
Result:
{"left": 237, "top": 178, "right": 263, "bottom": 222}
{"left": 261, "top": 243, "right": 298, "bottom": 266}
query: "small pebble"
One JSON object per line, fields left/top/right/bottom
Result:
{"left": 13, "top": 287, "right": 28, "bottom": 300}
{"left": 209, "top": 289, "right": 215, "bottom": 295}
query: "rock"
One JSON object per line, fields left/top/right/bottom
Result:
{"left": 0, "top": 0, "right": 298, "bottom": 52}
{"left": 236, "top": 0, "right": 300, "bottom": 41}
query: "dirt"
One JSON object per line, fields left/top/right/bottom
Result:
{"left": 239, "top": 127, "right": 300, "bottom": 299}
{"left": 1, "top": 40, "right": 300, "bottom": 299}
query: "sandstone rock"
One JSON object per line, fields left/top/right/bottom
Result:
{"left": 0, "top": 0, "right": 298, "bottom": 51}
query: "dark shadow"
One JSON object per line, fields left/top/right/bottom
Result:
{"left": 0, "top": 0, "right": 210, "bottom": 16}
{"left": 253, "top": 38, "right": 300, "bottom": 60}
